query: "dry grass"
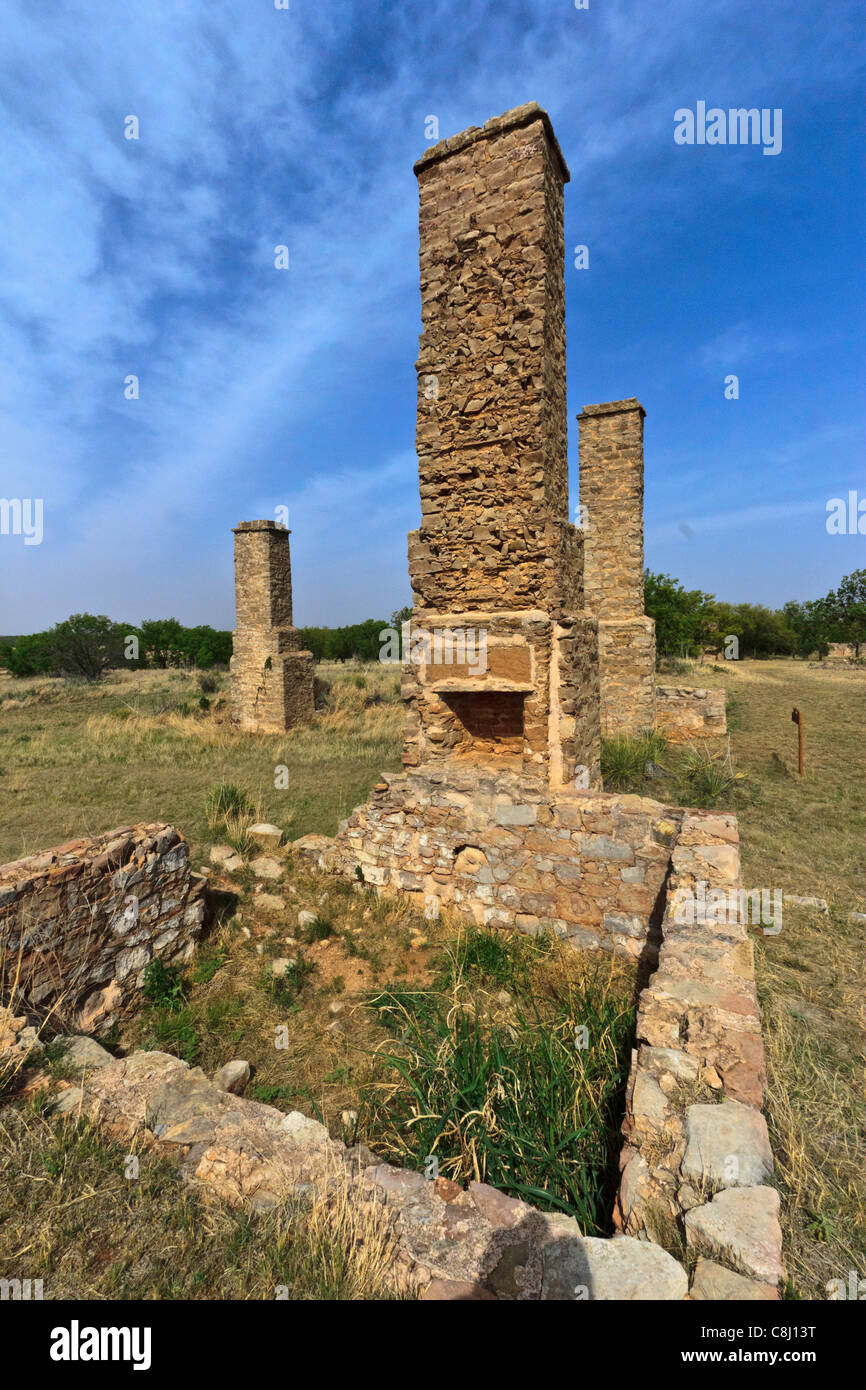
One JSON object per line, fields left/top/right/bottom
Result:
{"left": 0, "top": 662, "right": 401, "bottom": 867}
{"left": 680, "top": 658, "right": 866, "bottom": 1298}
{"left": 0, "top": 1108, "right": 404, "bottom": 1300}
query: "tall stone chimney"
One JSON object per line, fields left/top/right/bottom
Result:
{"left": 403, "top": 102, "right": 600, "bottom": 788}
{"left": 230, "top": 520, "right": 315, "bottom": 733}
{"left": 577, "top": 400, "right": 656, "bottom": 734}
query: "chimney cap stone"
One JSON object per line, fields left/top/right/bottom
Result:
{"left": 233, "top": 520, "right": 290, "bottom": 534}
{"left": 414, "top": 101, "right": 570, "bottom": 184}
{"left": 577, "top": 399, "right": 645, "bottom": 420}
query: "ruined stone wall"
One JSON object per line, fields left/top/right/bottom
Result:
{"left": 578, "top": 400, "right": 646, "bottom": 621}
{"left": 615, "top": 810, "right": 784, "bottom": 1296}
{"left": 0, "top": 825, "right": 206, "bottom": 1033}
{"left": 230, "top": 521, "right": 314, "bottom": 734}
{"left": 577, "top": 401, "right": 727, "bottom": 744}
{"left": 597, "top": 619, "right": 656, "bottom": 735}
{"left": 655, "top": 685, "right": 727, "bottom": 742}
{"left": 295, "top": 769, "right": 680, "bottom": 956}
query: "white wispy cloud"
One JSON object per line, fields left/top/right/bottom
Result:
{"left": 0, "top": 0, "right": 861, "bottom": 628}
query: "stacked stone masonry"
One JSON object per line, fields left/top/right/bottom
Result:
{"left": 297, "top": 768, "right": 677, "bottom": 958}
{"left": 292, "top": 791, "right": 783, "bottom": 1297}
{"left": 407, "top": 102, "right": 600, "bottom": 790}
{"left": 615, "top": 811, "right": 784, "bottom": 1295}
{"left": 656, "top": 685, "right": 728, "bottom": 743}
{"left": 70, "top": 1045, "right": 691, "bottom": 1299}
{"left": 230, "top": 521, "right": 315, "bottom": 734}
{"left": 0, "top": 825, "right": 206, "bottom": 1033}
{"left": 577, "top": 399, "right": 725, "bottom": 743}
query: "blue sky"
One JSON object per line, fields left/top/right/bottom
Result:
{"left": 0, "top": 0, "right": 863, "bottom": 633}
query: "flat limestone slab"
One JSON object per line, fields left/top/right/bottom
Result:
{"left": 689, "top": 1257, "right": 778, "bottom": 1301}
{"left": 248, "top": 824, "right": 284, "bottom": 850}
{"left": 682, "top": 1099, "right": 773, "bottom": 1190}
{"left": 250, "top": 856, "right": 283, "bottom": 880}
{"left": 685, "top": 1186, "right": 784, "bottom": 1286}
{"left": 541, "top": 1227, "right": 688, "bottom": 1300}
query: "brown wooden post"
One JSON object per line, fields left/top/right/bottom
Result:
{"left": 791, "top": 707, "right": 804, "bottom": 775}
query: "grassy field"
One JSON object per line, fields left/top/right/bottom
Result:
{"left": 660, "top": 656, "right": 866, "bottom": 1298}
{"left": 0, "top": 662, "right": 402, "bottom": 868}
{"left": 1, "top": 655, "right": 864, "bottom": 1298}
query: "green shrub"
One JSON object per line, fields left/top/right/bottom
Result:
{"left": 143, "top": 959, "right": 186, "bottom": 1012}
{"left": 677, "top": 744, "right": 744, "bottom": 807}
{"left": 299, "top": 916, "right": 333, "bottom": 945}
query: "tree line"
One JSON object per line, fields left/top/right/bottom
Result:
{"left": 0, "top": 613, "right": 395, "bottom": 679}
{"left": 1, "top": 577, "right": 863, "bottom": 681}
{"left": 0, "top": 616, "right": 232, "bottom": 681}
{"left": 646, "top": 567, "right": 866, "bottom": 660}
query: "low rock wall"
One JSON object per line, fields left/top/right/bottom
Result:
{"left": 615, "top": 810, "right": 784, "bottom": 1297}
{"left": 0, "top": 824, "right": 206, "bottom": 1032}
{"left": 294, "top": 767, "right": 682, "bottom": 958}
{"left": 656, "top": 685, "right": 727, "bottom": 742}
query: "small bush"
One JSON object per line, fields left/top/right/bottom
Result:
{"left": 262, "top": 956, "right": 315, "bottom": 1003}
{"left": 191, "top": 948, "right": 228, "bottom": 985}
{"left": 601, "top": 729, "right": 670, "bottom": 792}
{"left": 142, "top": 959, "right": 186, "bottom": 1012}
{"left": 601, "top": 736, "right": 645, "bottom": 790}
{"left": 678, "top": 744, "right": 745, "bottom": 807}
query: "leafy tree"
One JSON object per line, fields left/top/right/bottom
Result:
{"left": 298, "top": 619, "right": 388, "bottom": 662}
{"left": 644, "top": 572, "right": 714, "bottom": 659}
{"left": 47, "top": 614, "right": 129, "bottom": 680}
{"left": 830, "top": 569, "right": 866, "bottom": 657}
{"left": 174, "top": 625, "right": 233, "bottom": 668}
{"left": 138, "top": 618, "right": 186, "bottom": 668}
{"left": 3, "top": 630, "right": 55, "bottom": 677}
{"left": 782, "top": 599, "right": 833, "bottom": 659}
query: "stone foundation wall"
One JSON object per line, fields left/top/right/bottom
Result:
{"left": 615, "top": 810, "right": 784, "bottom": 1296}
{"left": 655, "top": 686, "right": 727, "bottom": 742}
{"left": 294, "top": 769, "right": 681, "bottom": 957}
{"left": 598, "top": 618, "right": 656, "bottom": 737}
{"left": 0, "top": 825, "right": 206, "bottom": 1033}
{"left": 293, "top": 795, "right": 782, "bottom": 1299}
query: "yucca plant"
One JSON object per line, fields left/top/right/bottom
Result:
{"left": 600, "top": 735, "right": 645, "bottom": 790}
{"left": 204, "top": 781, "right": 255, "bottom": 830}
{"left": 678, "top": 740, "right": 745, "bottom": 807}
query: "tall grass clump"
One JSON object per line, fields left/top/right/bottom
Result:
{"left": 364, "top": 934, "right": 635, "bottom": 1234}
{"left": 203, "top": 781, "right": 265, "bottom": 856}
{"left": 204, "top": 782, "right": 255, "bottom": 829}
{"left": 601, "top": 728, "right": 668, "bottom": 791}
{"left": 678, "top": 741, "right": 745, "bottom": 807}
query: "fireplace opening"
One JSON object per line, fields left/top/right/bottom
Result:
{"left": 443, "top": 691, "right": 525, "bottom": 760}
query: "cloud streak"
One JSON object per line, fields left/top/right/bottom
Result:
{"left": 0, "top": 0, "right": 862, "bottom": 628}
